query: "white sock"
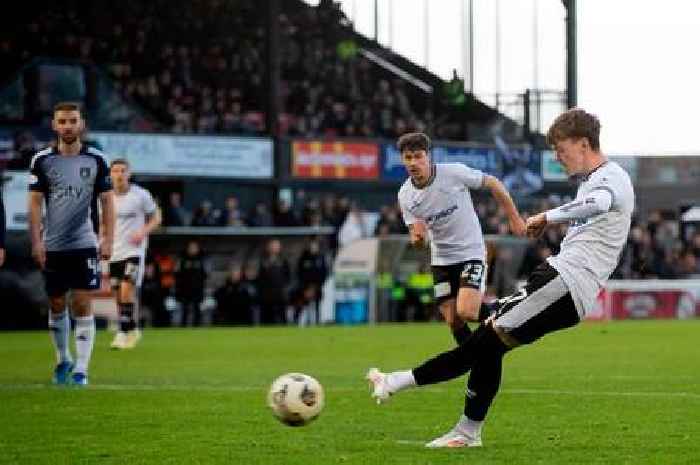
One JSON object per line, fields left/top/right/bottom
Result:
{"left": 74, "top": 315, "right": 96, "bottom": 374}
{"left": 457, "top": 414, "right": 484, "bottom": 438}
{"left": 387, "top": 370, "right": 416, "bottom": 392}
{"left": 48, "top": 311, "right": 73, "bottom": 364}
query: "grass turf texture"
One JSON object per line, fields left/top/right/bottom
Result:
{"left": 1, "top": 320, "right": 699, "bottom": 465}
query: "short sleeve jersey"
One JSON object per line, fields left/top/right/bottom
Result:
{"left": 111, "top": 184, "right": 158, "bottom": 262}
{"left": 547, "top": 161, "right": 635, "bottom": 316}
{"left": 398, "top": 163, "right": 486, "bottom": 266}
{"left": 29, "top": 146, "right": 112, "bottom": 251}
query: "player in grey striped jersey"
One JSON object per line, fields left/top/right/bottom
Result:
{"left": 29, "top": 102, "right": 115, "bottom": 386}
{"left": 368, "top": 109, "right": 634, "bottom": 449}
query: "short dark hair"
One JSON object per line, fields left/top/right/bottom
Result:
{"left": 53, "top": 101, "right": 83, "bottom": 115}
{"left": 110, "top": 158, "right": 129, "bottom": 169}
{"left": 546, "top": 108, "right": 601, "bottom": 150}
{"left": 397, "top": 132, "right": 431, "bottom": 153}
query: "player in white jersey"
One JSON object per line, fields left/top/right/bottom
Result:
{"left": 108, "top": 159, "right": 161, "bottom": 349}
{"left": 367, "top": 109, "right": 635, "bottom": 449}
{"left": 396, "top": 132, "right": 526, "bottom": 346}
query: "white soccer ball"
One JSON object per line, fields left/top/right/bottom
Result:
{"left": 267, "top": 373, "right": 324, "bottom": 427}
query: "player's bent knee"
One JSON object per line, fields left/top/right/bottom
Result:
{"left": 489, "top": 320, "right": 520, "bottom": 348}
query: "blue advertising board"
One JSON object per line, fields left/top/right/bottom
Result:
{"left": 381, "top": 143, "right": 503, "bottom": 180}
{"left": 381, "top": 142, "right": 543, "bottom": 195}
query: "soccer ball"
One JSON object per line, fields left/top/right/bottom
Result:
{"left": 267, "top": 373, "right": 324, "bottom": 427}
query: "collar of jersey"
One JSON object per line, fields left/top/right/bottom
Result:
{"left": 411, "top": 164, "right": 437, "bottom": 190}
{"left": 50, "top": 145, "right": 90, "bottom": 156}
{"left": 570, "top": 160, "right": 608, "bottom": 184}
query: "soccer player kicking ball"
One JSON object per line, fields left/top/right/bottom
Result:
{"left": 368, "top": 109, "right": 635, "bottom": 448}
{"left": 29, "top": 102, "right": 115, "bottom": 386}
{"left": 396, "top": 132, "right": 526, "bottom": 346}
{"left": 108, "top": 159, "right": 161, "bottom": 349}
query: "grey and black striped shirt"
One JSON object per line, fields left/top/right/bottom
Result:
{"left": 29, "top": 146, "right": 112, "bottom": 251}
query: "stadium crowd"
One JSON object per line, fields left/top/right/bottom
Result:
{"left": 2, "top": 0, "right": 436, "bottom": 139}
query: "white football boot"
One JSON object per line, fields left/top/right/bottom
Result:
{"left": 366, "top": 368, "right": 393, "bottom": 404}
{"left": 110, "top": 331, "right": 128, "bottom": 350}
{"left": 425, "top": 426, "right": 482, "bottom": 448}
{"left": 124, "top": 329, "right": 142, "bottom": 349}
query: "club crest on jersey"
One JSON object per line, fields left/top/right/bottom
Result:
{"left": 47, "top": 168, "right": 61, "bottom": 181}
{"left": 409, "top": 198, "right": 423, "bottom": 211}
{"left": 80, "top": 167, "right": 91, "bottom": 179}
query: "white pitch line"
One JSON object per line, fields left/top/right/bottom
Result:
{"left": 395, "top": 440, "right": 425, "bottom": 446}
{"left": 0, "top": 384, "right": 699, "bottom": 400}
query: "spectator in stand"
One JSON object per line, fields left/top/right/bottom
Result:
{"left": 175, "top": 240, "right": 208, "bottom": 326}
{"left": 249, "top": 202, "right": 274, "bottom": 227}
{"left": 273, "top": 199, "right": 300, "bottom": 227}
{"left": 241, "top": 263, "right": 262, "bottom": 325}
{"left": 154, "top": 253, "right": 176, "bottom": 296}
{"left": 219, "top": 195, "right": 246, "bottom": 226}
{"left": 213, "top": 266, "right": 256, "bottom": 325}
{"left": 692, "top": 233, "right": 700, "bottom": 260}
{"left": 257, "top": 239, "right": 291, "bottom": 324}
{"left": 677, "top": 250, "right": 699, "bottom": 277}
{"left": 163, "top": 192, "right": 190, "bottom": 226}
{"left": 293, "top": 284, "right": 321, "bottom": 327}
{"left": 191, "top": 199, "right": 220, "bottom": 226}
{"left": 297, "top": 239, "right": 329, "bottom": 324}
{"left": 7, "top": 130, "right": 38, "bottom": 170}
{"left": 140, "top": 261, "right": 169, "bottom": 327}
{"left": 374, "top": 205, "right": 407, "bottom": 235}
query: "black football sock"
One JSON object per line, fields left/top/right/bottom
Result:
{"left": 119, "top": 303, "right": 135, "bottom": 332}
{"left": 413, "top": 324, "right": 509, "bottom": 386}
{"left": 464, "top": 353, "right": 504, "bottom": 421}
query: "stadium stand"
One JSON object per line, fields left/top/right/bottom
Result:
{"left": 0, "top": 0, "right": 514, "bottom": 141}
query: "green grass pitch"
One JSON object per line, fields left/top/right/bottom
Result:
{"left": 1, "top": 320, "right": 699, "bottom": 465}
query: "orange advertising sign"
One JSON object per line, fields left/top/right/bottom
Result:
{"left": 292, "top": 140, "right": 379, "bottom": 179}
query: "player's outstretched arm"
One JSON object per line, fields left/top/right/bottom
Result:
{"left": 526, "top": 189, "right": 614, "bottom": 239}
{"left": 99, "top": 191, "right": 115, "bottom": 260}
{"left": 482, "top": 175, "right": 526, "bottom": 236}
{"left": 544, "top": 189, "right": 613, "bottom": 224}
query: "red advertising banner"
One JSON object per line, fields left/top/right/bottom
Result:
{"left": 292, "top": 140, "right": 379, "bottom": 179}
{"left": 592, "top": 288, "right": 700, "bottom": 320}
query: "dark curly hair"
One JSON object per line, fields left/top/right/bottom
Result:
{"left": 546, "top": 108, "right": 601, "bottom": 150}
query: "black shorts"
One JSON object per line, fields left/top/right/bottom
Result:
{"left": 492, "top": 262, "right": 580, "bottom": 345}
{"left": 109, "top": 256, "right": 144, "bottom": 288}
{"left": 44, "top": 248, "right": 100, "bottom": 297}
{"left": 431, "top": 260, "right": 487, "bottom": 305}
